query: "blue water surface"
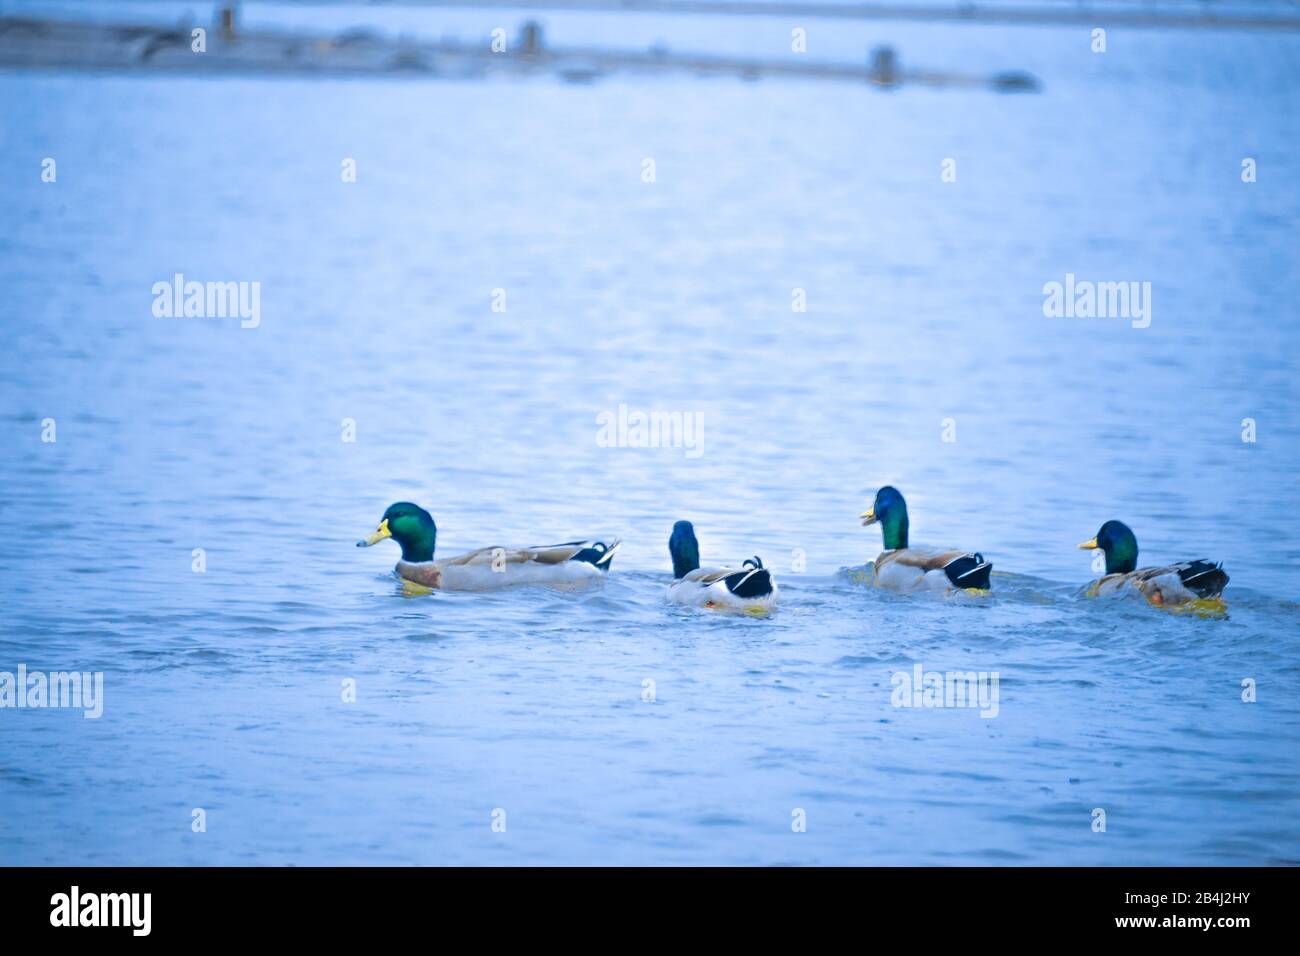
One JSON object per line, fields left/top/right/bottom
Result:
{"left": 1, "top": 3, "right": 1298, "bottom": 864}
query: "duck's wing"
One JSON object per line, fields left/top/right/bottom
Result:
{"left": 1131, "top": 560, "right": 1228, "bottom": 600}
{"left": 683, "top": 566, "right": 735, "bottom": 585}
{"left": 887, "top": 547, "right": 992, "bottom": 589}
{"left": 437, "top": 540, "right": 621, "bottom": 570}
{"left": 889, "top": 547, "right": 970, "bottom": 571}
{"left": 684, "top": 557, "right": 774, "bottom": 598}
{"left": 399, "top": 540, "right": 621, "bottom": 592}
{"left": 527, "top": 539, "right": 621, "bottom": 570}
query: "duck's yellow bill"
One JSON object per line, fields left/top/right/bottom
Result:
{"left": 860, "top": 506, "right": 877, "bottom": 526}
{"left": 1077, "top": 538, "right": 1098, "bottom": 550}
{"left": 357, "top": 518, "right": 391, "bottom": 547}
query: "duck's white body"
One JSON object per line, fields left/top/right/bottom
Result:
{"left": 872, "top": 546, "right": 991, "bottom": 594}
{"left": 667, "top": 564, "right": 778, "bottom": 612}
{"left": 396, "top": 541, "right": 619, "bottom": 593}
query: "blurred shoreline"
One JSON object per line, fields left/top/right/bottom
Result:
{"left": 290, "top": 0, "right": 1300, "bottom": 32}
{"left": 0, "top": 12, "right": 1041, "bottom": 89}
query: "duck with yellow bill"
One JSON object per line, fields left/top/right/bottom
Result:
{"left": 859, "top": 486, "right": 992, "bottom": 594}
{"left": 1077, "top": 519, "right": 1227, "bottom": 608}
{"left": 357, "top": 502, "right": 619, "bottom": 592}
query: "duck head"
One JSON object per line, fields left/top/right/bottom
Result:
{"left": 357, "top": 502, "right": 437, "bottom": 562}
{"left": 860, "top": 486, "right": 909, "bottom": 550}
{"left": 668, "top": 520, "right": 701, "bottom": 579}
{"left": 1078, "top": 519, "right": 1138, "bottom": 575}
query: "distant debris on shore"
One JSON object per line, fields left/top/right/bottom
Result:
{"left": 0, "top": 12, "right": 1039, "bottom": 92}
{"left": 384, "top": 0, "right": 1300, "bottom": 33}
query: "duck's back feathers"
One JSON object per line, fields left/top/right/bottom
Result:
{"left": 433, "top": 540, "right": 619, "bottom": 569}
{"left": 397, "top": 538, "right": 620, "bottom": 592}
{"left": 528, "top": 539, "right": 621, "bottom": 570}
{"left": 875, "top": 547, "right": 992, "bottom": 593}
{"left": 1092, "top": 559, "right": 1228, "bottom": 604}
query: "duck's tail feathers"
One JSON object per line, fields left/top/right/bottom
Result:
{"left": 578, "top": 539, "right": 620, "bottom": 571}
{"left": 1176, "top": 560, "right": 1228, "bottom": 598}
{"left": 725, "top": 556, "right": 774, "bottom": 599}
{"left": 943, "top": 552, "right": 992, "bottom": 590}
{"left": 536, "top": 539, "right": 620, "bottom": 570}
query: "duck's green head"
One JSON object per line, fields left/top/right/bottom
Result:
{"left": 860, "top": 485, "right": 909, "bottom": 550}
{"left": 357, "top": 502, "right": 437, "bottom": 562}
{"left": 1078, "top": 519, "right": 1137, "bottom": 575}
{"left": 669, "top": 520, "right": 700, "bottom": 579}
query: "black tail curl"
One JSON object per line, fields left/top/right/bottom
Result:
{"left": 566, "top": 541, "right": 618, "bottom": 571}
{"left": 726, "top": 556, "right": 774, "bottom": 599}
{"left": 1177, "top": 560, "right": 1228, "bottom": 599}
{"left": 943, "top": 553, "right": 992, "bottom": 590}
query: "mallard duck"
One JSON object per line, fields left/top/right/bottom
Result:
{"left": 858, "top": 486, "right": 992, "bottom": 593}
{"left": 1078, "top": 520, "right": 1227, "bottom": 606}
{"left": 666, "top": 520, "right": 778, "bottom": 612}
{"left": 357, "top": 502, "right": 619, "bottom": 591}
